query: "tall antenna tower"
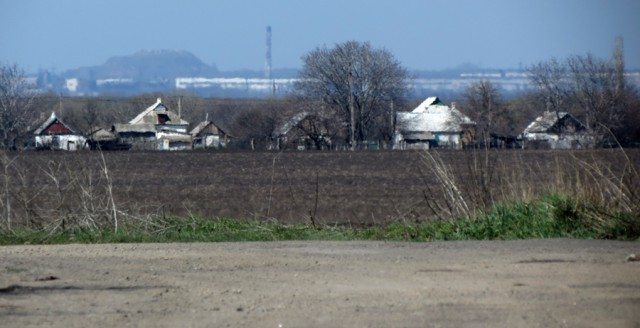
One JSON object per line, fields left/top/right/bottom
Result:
{"left": 265, "top": 25, "right": 272, "bottom": 79}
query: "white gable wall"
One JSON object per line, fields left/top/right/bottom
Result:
{"left": 36, "top": 135, "right": 87, "bottom": 151}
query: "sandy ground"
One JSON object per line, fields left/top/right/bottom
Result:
{"left": 1, "top": 239, "right": 639, "bottom": 328}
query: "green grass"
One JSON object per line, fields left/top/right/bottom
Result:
{"left": 1, "top": 194, "right": 638, "bottom": 245}
{"left": 370, "top": 194, "right": 639, "bottom": 241}
{"left": 0, "top": 218, "right": 364, "bottom": 245}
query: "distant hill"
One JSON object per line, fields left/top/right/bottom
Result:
{"left": 39, "top": 49, "right": 637, "bottom": 98}
{"left": 64, "top": 49, "right": 219, "bottom": 81}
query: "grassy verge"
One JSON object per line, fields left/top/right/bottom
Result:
{"left": 0, "top": 194, "right": 638, "bottom": 245}
{"left": 369, "top": 194, "right": 639, "bottom": 241}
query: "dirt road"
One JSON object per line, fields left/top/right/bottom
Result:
{"left": 1, "top": 239, "right": 639, "bottom": 327}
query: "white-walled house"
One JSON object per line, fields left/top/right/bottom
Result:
{"left": 394, "top": 97, "right": 475, "bottom": 150}
{"left": 190, "top": 120, "right": 229, "bottom": 149}
{"left": 113, "top": 98, "right": 192, "bottom": 150}
{"left": 34, "top": 112, "right": 86, "bottom": 151}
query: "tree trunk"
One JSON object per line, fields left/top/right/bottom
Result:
{"left": 348, "top": 71, "right": 356, "bottom": 151}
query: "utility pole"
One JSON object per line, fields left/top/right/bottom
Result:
{"left": 265, "top": 26, "right": 272, "bottom": 80}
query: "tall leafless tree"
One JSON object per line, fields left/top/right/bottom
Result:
{"left": 0, "top": 64, "right": 39, "bottom": 150}
{"left": 295, "top": 41, "right": 410, "bottom": 150}
{"left": 567, "top": 54, "right": 620, "bottom": 140}
{"left": 528, "top": 58, "right": 573, "bottom": 116}
{"left": 462, "top": 80, "right": 504, "bottom": 147}
{"left": 568, "top": 36, "right": 633, "bottom": 144}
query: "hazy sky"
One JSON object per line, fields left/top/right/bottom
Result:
{"left": 1, "top": 0, "right": 638, "bottom": 73}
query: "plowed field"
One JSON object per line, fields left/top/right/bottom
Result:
{"left": 5, "top": 149, "right": 639, "bottom": 227}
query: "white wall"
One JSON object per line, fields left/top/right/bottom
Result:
{"left": 35, "top": 135, "right": 87, "bottom": 151}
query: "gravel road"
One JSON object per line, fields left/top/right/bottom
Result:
{"left": 1, "top": 239, "right": 639, "bottom": 327}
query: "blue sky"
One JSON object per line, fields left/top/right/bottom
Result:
{"left": 1, "top": 0, "right": 638, "bottom": 73}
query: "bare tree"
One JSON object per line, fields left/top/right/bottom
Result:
{"left": 82, "top": 99, "right": 100, "bottom": 132}
{"left": 231, "top": 108, "right": 278, "bottom": 150}
{"left": 295, "top": 41, "right": 410, "bottom": 150}
{"left": 568, "top": 37, "right": 634, "bottom": 144}
{"left": 567, "top": 54, "right": 619, "bottom": 140}
{"left": 283, "top": 100, "right": 343, "bottom": 150}
{"left": 462, "top": 80, "right": 504, "bottom": 147}
{"left": 528, "top": 37, "right": 634, "bottom": 145}
{"left": 0, "top": 64, "right": 39, "bottom": 150}
{"left": 528, "top": 58, "right": 572, "bottom": 115}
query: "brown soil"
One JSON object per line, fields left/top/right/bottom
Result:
{"left": 7, "top": 149, "right": 640, "bottom": 228}
{"left": 1, "top": 239, "right": 639, "bottom": 327}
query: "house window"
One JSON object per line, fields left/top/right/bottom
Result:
{"left": 157, "top": 114, "right": 170, "bottom": 124}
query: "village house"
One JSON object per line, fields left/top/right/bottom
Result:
{"left": 33, "top": 112, "right": 86, "bottom": 151}
{"left": 113, "top": 98, "right": 192, "bottom": 150}
{"left": 274, "top": 111, "right": 334, "bottom": 150}
{"left": 521, "top": 111, "right": 592, "bottom": 149}
{"left": 86, "top": 127, "right": 131, "bottom": 150}
{"left": 394, "top": 97, "right": 475, "bottom": 150}
{"left": 190, "top": 118, "right": 229, "bottom": 149}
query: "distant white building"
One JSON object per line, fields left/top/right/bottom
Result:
{"left": 394, "top": 97, "right": 475, "bottom": 150}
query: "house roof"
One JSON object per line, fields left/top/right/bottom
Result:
{"left": 33, "top": 112, "right": 79, "bottom": 135}
{"left": 113, "top": 123, "right": 156, "bottom": 134}
{"left": 277, "top": 111, "right": 310, "bottom": 136}
{"left": 523, "top": 111, "right": 584, "bottom": 134}
{"left": 87, "top": 128, "right": 116, "bottom": 141}
{"left": 411, "top": 97, "right": 445, "bottom": 113}
{"left": 396, "top": 97, "right": 475, "bottom": 133}
{"left": 277, "top": 110, "right": 337, "bottom": 136}
{"left": 129, "top": 98, "right": 189, "bottom": 125}
{"left": 190, "top": 120, "right": 223, "bottom": 137}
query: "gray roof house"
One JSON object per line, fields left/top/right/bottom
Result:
{"left": 190, "top": 120, "right": 229, "bottom": 149}
{"left": 394, "top": 97, "right": 475, "bottom": 150}
{"left": 521, "top": 111, "right": 592, "bottom": 149}
{"left": 113, "top": 98, "right": 192, "bottom": 150}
